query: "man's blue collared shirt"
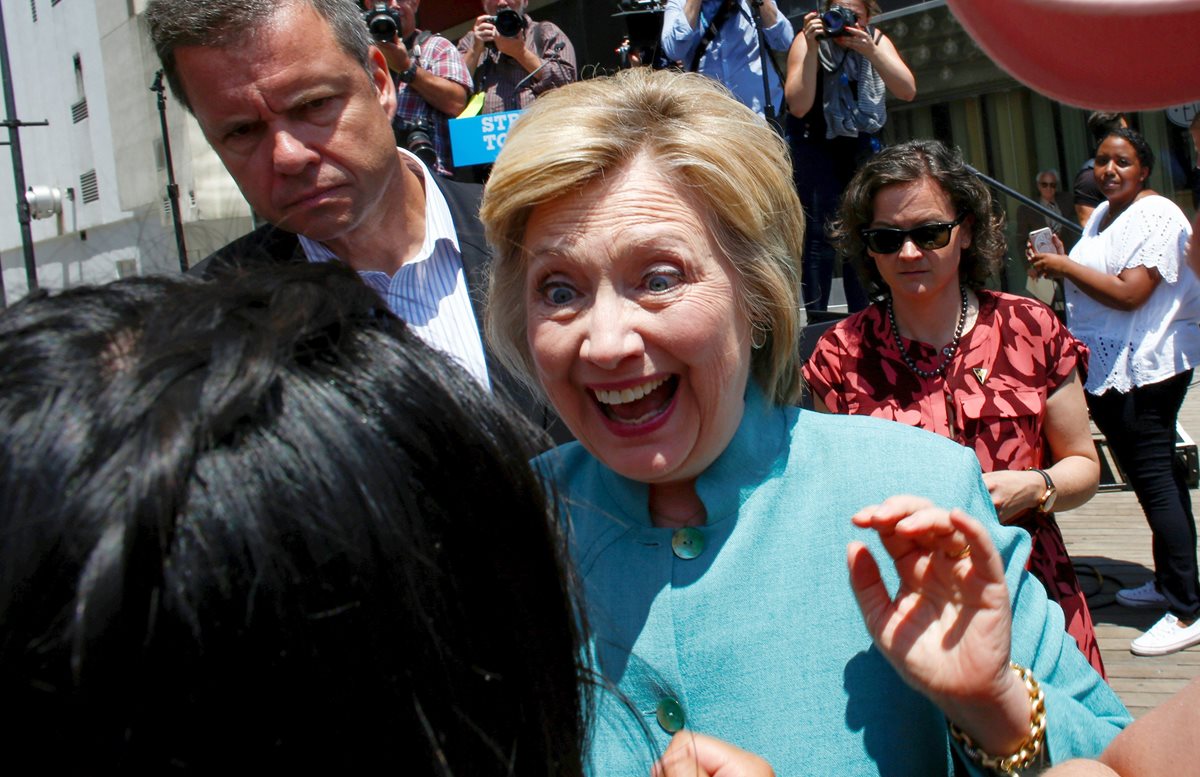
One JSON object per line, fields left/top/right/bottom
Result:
{"left": 661, "top": 0, "right": 794, "bottom": 116}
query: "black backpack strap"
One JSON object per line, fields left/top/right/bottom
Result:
{"left": 689, "top": 0, "right": 737, "bottom": 72}
{"left": 406, "top": 29, "right": 434, "bottom": 55}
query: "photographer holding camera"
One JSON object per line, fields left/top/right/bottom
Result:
{"left": 785, "top": 0, "right": 915, "bottom": 313}
{"left": 361, "top": 0, "right": 472, "bottom": 176}
{"left": 457, "top": 0, "right": 576, "bottom": 116}
{"left": 660, "top": 0, "right": 793, "bottom": 118}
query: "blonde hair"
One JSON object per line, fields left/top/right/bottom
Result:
{"left": 481, "top": 68, "right": 806, "bottom": 406}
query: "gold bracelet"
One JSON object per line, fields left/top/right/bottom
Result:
{"left": 948, "top": 662, "right": 1047, "bottom": 775}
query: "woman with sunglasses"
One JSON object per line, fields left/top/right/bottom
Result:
{"left": 1030, "top": 128, "right": 1200, "bottom": 658}
{"left": 805, "top": 139, "right": 1106, "bottom": 677}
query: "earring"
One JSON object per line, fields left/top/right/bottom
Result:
{"left": 751, "top": 323, "right": 768, "bottom": 350}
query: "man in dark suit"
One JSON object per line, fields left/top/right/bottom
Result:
{"left": 1012, "top": 169, "right": 1073, "bottom": 301}
{"left": 145, "top": 0, "right": 565, "bottom": 443}
{"left": 1016, "top": 169, "right": 1073, "bottom": 246}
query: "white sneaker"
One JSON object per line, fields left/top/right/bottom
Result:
{"left": 1116, "top": 581, "right": 1168, "bottom": 609}
{"left": 1131, "top": 613, "right": 1200, "bottom": 656}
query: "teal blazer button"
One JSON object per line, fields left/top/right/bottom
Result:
{"left": 671, "top": 527, "right": 705, "bottom": 560}
{"left": 656, "top": 697, "right": 685, "bottom": 733}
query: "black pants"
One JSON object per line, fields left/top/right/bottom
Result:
{"left": 1088, "top": 370, "right": 1200, "bottom": 619}
{"left": 787, "top": 117, "right": 872, "bottom": 314}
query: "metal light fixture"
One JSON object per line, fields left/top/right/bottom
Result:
{"left": 24, "top": 185, "right": 62, "bottom": 219}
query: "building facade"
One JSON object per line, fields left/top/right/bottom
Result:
{"left": 0, "top": 0, "right": 252, "bottom": 304}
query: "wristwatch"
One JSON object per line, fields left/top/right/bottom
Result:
{"left": 398, "top": 62, "right": 418, "bottom": 83}
{"left": 1029, "top": 468, "right": 1057, "bottom": 513}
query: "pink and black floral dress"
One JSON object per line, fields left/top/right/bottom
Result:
{"left": 804, "top": 289, "right": 1106, "bottom": 678}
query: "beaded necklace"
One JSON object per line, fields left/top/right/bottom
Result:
{"left": 887, "top": 284, "right": 968, "bottom": 379}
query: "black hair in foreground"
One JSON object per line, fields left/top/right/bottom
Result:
{"left": 0, "top": 263, "right": 587, "bottom": 774}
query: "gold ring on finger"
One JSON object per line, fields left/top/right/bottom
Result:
{"left": 946, "top": 544, "right": 972, "bottom": 560}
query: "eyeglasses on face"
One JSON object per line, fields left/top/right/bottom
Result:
{"left": 859, "top": 213, "right": 967, "bottom": 254}
{"left": 1038, "top": 180, "right": 1057, "bottom": 188}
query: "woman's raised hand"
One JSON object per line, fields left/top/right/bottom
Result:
{"left": 800, "top": 11, "right": 825, "bottom": 44}
{"left": 1028, "top": 233, "right": 1071, "bottom": 279}
{"left": 652, "top": 731, "right": 775, "bottom": 777}
{"left": 838, "top": 24, "right": 880, "bottom": 58}
{"left": 848, "top": 496, "right": 1032, "bottom": 756}
{"left": 983, "top": 469, "right": 1045, "bottom": 522}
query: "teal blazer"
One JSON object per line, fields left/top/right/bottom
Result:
{"left": 538, "top": 382, "right": 1129, "bottom": 775}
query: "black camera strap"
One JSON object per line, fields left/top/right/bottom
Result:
{"left": 471, "top": 14, "right": 526, "bottom": 95}
{"left": 689, "top": 0, "right": 738, "bottom": 72}
{"left": 402, "top": 29, "right": 435, "bottom": 74}
{"left": 745, "top": 0, "right": 786, "bottom": 133}
{"left": 404, "top": 29, "right": 434, "bottom": 52}
{"left": 690, "top": 2, "right": 786, "bottom": 134}
{"left": 474, "top": 46, "right": 498, "bottom": 97}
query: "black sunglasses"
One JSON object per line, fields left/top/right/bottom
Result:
{"left": 859, "top": 213, "right": 967, "bottom": 254}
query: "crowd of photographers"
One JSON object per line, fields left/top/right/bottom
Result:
{"left": 362, "top": 0, "right": 1200, "bottom": 252}
{"left": 362, "top": 0, "right": 471, "bottom": 176}
{"left": 361, "top": 0, "right": 575, "bottom": 179}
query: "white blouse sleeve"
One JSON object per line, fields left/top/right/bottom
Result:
{"left": 1112, "top": 196, "right": 1190, "bottom": 284}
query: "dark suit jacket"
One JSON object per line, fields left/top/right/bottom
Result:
{"left": 192, "top": 174, "right": 571, "bottom": 448}
{"left": 1016, "top": 192, "right": 1076, "bottom": 251}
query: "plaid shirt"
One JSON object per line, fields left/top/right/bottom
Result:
{"left": 394, "top": 32, "right": 472, "bottom": 176}
{"left": 457, "top": 17, "right": 576, "bottom": 114}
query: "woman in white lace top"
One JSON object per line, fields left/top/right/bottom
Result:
{"left": 1030, "top": 126, "right": 1200, "bottom": 658}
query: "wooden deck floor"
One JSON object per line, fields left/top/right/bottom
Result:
{"left": 1054, "top": 378, "right": 1200, "bottom": 719}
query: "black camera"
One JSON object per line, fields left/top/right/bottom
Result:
{"left": 395, "top": 120, "right": 437, "bottom": 171}
{"left": 820, "top": 5, "right": 859, "bottom": 38}
{"left": 488, "top": 8, "right": 528, "bottom": 38}
{"left": 362, "top": 2, "right": 402, "bottom": 42}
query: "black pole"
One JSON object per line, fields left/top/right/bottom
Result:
{"left": 966, "top": 163, "right": 1083, "bottom": 236}
{"left": 151, "top": 70, "right": 188, "bottom": 273}
{"left": 0, "top": 3, "right": 38, "bottom": 303}
{"left": 746, "top": 0, "right": 782, "bottom": 135}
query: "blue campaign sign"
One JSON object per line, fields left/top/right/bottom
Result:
{"left": 449, "top": 110, "right": 525, "bottom": 168}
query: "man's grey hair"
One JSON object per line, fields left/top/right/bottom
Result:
{"left": 145, "top": 0, "right": 373, "bottom": 113}
{"left": 1035, "top": 169, "right": 1059, "bottom": 186}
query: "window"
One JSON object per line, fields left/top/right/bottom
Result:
{"left": 80, "top": 170, "right": 99, "bottom": 203}
{"left": 74, "top": 54, "right": 84, "bottom": 100}
{"left": 71, "top": 54, "right": 88, "bottom": 123}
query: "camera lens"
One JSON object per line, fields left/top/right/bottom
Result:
{"left": 407, "top": 130, "right": 436, "bottom": 170}
{"left": 820, "top": 6, "right": 857, "bottom": 37}
{"left": 493, "top": 9, "right": 526, "bottom": 38}
{"left": 363, "top": 4, "right": 399, "bottom": 42}
{"left": 368, "top": 14, "right": 397, "bottom": 40}
{"left": 821, "top": 11, "right": 845, "bottom": 35}
{"left": 395, "top": 122, "right": 438, "bottom": 171}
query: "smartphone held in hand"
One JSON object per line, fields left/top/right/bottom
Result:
{"left": 1029, "top": 227, "right": 1055, "bottom": 255}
